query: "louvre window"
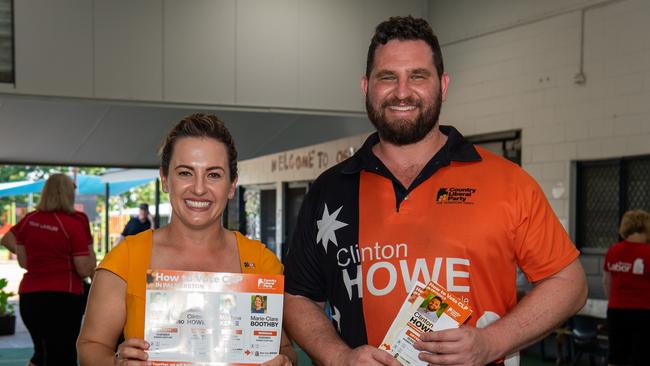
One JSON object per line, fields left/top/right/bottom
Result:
{"left": 576, "top": 155, "right": 650, "bottom": 250}
{"left": 0, "top": 0, "right": 13, "bottom": 84}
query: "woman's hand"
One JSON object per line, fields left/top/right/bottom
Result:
{"left": 114, "top": 338, "right": 150, "bottom": 365}
{"left": 262, "top": 354, "right": 294, "bottom": 366}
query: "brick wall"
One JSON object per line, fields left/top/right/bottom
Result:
{"left": 435, "top": 0, "right": 650, "bottom": 298}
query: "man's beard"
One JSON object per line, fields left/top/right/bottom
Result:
{"left": 366, "top": 92, "right": 442, "bottom": 145}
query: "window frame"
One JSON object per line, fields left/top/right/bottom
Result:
{"left": 575, "top": 154, "right": 650, "bottom": 253}
{"left": 0, "top": 0, "right": 15, "bottom": 84}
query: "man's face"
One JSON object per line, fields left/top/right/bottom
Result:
{"left": 362, "top": 40, "right": 449, "bottom": 145}
{"left": 427, "top": 298, "right": 441, "bottom": 311}
{"left": 138, "top": 208, "right": 148, "bottom": 221}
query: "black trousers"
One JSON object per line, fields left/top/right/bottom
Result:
{"left": 607, "top": 308, "right": 650, "bottom": 366}
{"left": 19, "top": 291, "right": 84, "bottom": 366}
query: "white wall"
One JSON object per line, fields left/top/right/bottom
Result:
{"left": 235, "top": 0, "right": 650, "bottom": 298}
{"left": 426, "top": 0, "right": 650, "bottom": 297}
{"left": 9, "top": 0, "right": 93, "bottom": 96}
{"left": 94, "top": 0, "right": 164, "bottom": 101}
{"left": 3, "top": 0, "right": 428, "bottom": 112}
{"left": 430, "top": 0, "right": 650, "bottom": 236}
{"left": 163, "top": 0, "right": 237, "bottom": 105}
{"left": 242, "top": 0, "right": 650, "bottom": 230}
{"left": 429, "top": 0, "right": 609, "bottom": 44}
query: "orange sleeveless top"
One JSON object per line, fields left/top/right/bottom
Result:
{"left": 98, "top": 229, "right": 283, "bottom": 339}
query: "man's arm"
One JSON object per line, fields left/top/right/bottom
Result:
{"left": 415, "top": 258, "right": 587, "bottom": 366}
{"left": 284, "top": 293, "right": 402, "bottom": 366}
{"left": 113, "top": 235, "right": 125, "bottom": 246}
{"left": 148, "top": 214, "right": 155, "bottom": 229}
{"left": 1, "top": 231, "right": 17, "bottom": 254}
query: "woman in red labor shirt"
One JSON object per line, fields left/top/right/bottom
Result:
{"left": 6, "top": 173, "right": 96, "bottom": 366}
{"left": 603, "top": 209, "right": 650, "bottom": 366}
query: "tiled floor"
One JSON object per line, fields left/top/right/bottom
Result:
{"left": 0, "top": 260, "right": 30, "bottom": 350}
{"left": 0, "top": 297, "right": 31, "bottom": 351}
{"left": 0, "top": 300, "right": 31, "bottom": 365}
{"left": 0, "top": 259, "right": 32, "bottom": 365}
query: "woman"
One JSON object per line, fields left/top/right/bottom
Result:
{"left": 603, "top": 209, "right": 650, "bottom": 366}
{"left": 2, "top": 173, "right": 96, "bottom": 366}
{"left": 252, "top": 295, "right": 266, "bottom": 314}
{"left": 77, "top": 113, "right": 296, "bottom": 365}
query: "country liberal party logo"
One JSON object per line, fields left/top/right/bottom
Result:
{"left": 436, "top": 187, "right": 477, "bottom": 204}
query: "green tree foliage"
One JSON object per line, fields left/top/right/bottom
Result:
{"left": 0, "top": 166, "right": 32, "bottom": 222}
{"left": 0, "top": 165, "right": 166, "bottom": 223}
{"left": 112, "top": 180, "right": 167, "bottom": 211}
{"left": 0, "top": 165, "right": 99, "bottom": 223}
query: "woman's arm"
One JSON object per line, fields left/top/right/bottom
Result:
{"left": 16, "top": 243, "right": 27, "bottom": 269}
{"left": 260, "top": 329, "right": 297, "bottom": 366}
{"left": 279, "top": 329, "right": 298, "bottom": 365}
{"left": 1, "top": 231, "right": 17, "bottom": 254}
{"left": 73, "top": 247, "right": 97, "bottom": 278}
{"left": 77, "top": 269, "right": 131, "bottom": 365}
{"left": 602, "top": 271, "right": 611, "bottom": 299}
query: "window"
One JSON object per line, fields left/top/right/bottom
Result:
{"left": 0, "top": 0, "right": 13, "bottom": 84}
{"left": 466, "top": 130, "right": 521, "bottom": 166}
{"left": 576, "top": 155, "right": 650, "bottom": 250}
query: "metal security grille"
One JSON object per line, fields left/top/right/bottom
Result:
{"left": 577, "top": 155, "right": 650, "bottom": 249}
{"left": 627, "top": 158, "right": 650, "bottom": 210}
{"left": 0, "top": 0, "right": 13, "bottom": 84}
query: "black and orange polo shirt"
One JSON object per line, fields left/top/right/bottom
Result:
{"left": 285, "top": 125, "right": 578, "bottom": 348}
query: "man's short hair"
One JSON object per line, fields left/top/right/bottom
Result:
{"left": 366, "top": 15, "right": 444, "bottom": 78}
{"left": 619, "top": 209, "right": 650, "bottom": 238}
{"left": 139, "top": 203, "right": 149, "bottom": 211}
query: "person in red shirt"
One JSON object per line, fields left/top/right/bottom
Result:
{"left": 3, "top": 173, "right": 96, "bottom": 366}
{"left": 603, "top": 209, "right": 650, "bottom": 366}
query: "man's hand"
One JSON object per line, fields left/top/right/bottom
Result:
{"left": 414, "top": 326, "right": 498, "bottom": 366}
{"left": 333, "top": 345, "right": 403, "bottom": 366}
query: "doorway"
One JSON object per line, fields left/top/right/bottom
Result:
{"left": 283, "top": 182, "right": 310, "bottom": 261}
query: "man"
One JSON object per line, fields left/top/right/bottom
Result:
{"left": 283, "top": 16, "right": 587, "bottom": 366}
{"left": 115, "top": 203, "right": 153, "bottom": 245}
{"left": 420, "top": 296, "right": 443, "bottom": 323}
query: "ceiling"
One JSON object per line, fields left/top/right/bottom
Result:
{"left": 0, "top": 94, "right": 373, "bottom": 168}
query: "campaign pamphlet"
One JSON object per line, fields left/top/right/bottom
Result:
{"left": 144, "top": 270, "right": 284, "bottom": 365}
{"left": 379, "top": 281, "right": 472, "bottom": 366}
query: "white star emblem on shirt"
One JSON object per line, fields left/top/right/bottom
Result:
{"left": 316, "top": 204, "right": 348, "bottom": 253}
{"left": 331, "top": 304, "right": 341, "bottom": 332}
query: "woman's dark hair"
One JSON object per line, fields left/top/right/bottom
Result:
{"left": 366, "top": 15, "right": 444, "bottom": 78}
{"left": 159, "top": 113, "right": 238, "bottom": 181}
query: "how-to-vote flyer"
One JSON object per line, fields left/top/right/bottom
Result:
{"left": 379, "top": 281, "right": 472, "bottom": 366}
{"left": 144, "top": 270, "right": 284, "bottom": 365}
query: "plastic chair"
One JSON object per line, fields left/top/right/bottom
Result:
{"left": 569, "top": 315, "right": 608, "bottom": 366}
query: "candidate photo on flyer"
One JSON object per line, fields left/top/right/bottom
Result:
{"left": 251, "top": 294, "right": 268, "bottom": 314}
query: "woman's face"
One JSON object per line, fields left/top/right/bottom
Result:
{"left": 255, "top": 296, "right": 263, "bottom": 309}
{"left": 161, "top": 137, "right": 236, "bottom": 230}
